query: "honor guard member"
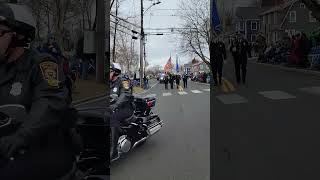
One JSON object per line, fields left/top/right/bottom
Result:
{"left": 109, "top": 62, "right": 134, "bottom": 159}
{"left": 211, "top": 37, "right": 227, "bottom": 86}
{"left": 0, "top": 3, "right": 75, "bottom": 179}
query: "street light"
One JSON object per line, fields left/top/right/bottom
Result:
{"left": 139, "top": 0, "right": 161, "bottom": 87}
{"left": 144, "top": 1, "right": 161, "bottom": 15}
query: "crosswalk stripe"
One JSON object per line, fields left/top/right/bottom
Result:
{"left": 299, "top": 86, "right": 320, "bottom": 95}
{"left": 178, "top": 91, "right": 188, "bottom": 95}
{"left": 163, "top": 92, "right": 172, "bottom": 96}
{"left": 191, "top": 90, "right": 203, "bottom": 94}
{"left": 258, "top": 90, "right": 296, "bottom": 100}
{"left": 216, "top": 94, "right": 248, "bottom": 104}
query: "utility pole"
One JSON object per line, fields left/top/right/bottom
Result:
{"left": 112, "top": 0, "right": 119, "bottom": 62}
{"left": 144, "top": 37, "right": 146, "bottom": 76}
{"left": 140, "top": 0, "right": 144, "bottom": 87}
{"left": 96, "top": 0, "right": 106, "bottom": 83}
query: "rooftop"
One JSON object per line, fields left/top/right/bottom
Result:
{"left": 259, "top": 0, "right": 298, "bottom": 15}
{"left": 235, "top": 7, "right": 265, "bottom": 19}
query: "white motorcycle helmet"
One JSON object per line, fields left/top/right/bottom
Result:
{"left": 0, "top": 3, "right": 36, "bottom": 46}
{"left": 110, "top": 62, "right": 122, "bottom": 75}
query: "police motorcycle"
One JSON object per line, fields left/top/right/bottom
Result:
{"left": 0, "top": 98, "right": 163, "bottom": 179}
{"left": 109, "top": 92, "right": 164, "bottom": 162}
{"left": 0, "top": 104, "right": 110, "bottom": 180}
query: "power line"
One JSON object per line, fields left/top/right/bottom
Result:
{"left": 110, "top": 19, "right": 139, "bottom": 33}
{"left": 151, "top": 8, "right": 204, "bottom": 11}
{"left": 110, "top": 26, "right": 133, "bottom": 37}
{"left": 144, "top": 27, "right": 197, "bottom": 30}
{"left": 110, "top": 13, "right": 141, "bottom": 29}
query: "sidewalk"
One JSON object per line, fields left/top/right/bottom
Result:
{"left": 249, "top": 57, "right": 320, "bottom": 76}
{"left": 72, "top": 77, "right": 107, "bottom": 104}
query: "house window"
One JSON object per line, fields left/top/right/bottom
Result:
{"left": 200, "top": 64, "right": 204, "bottom": 70}
{"left": 309, "top": 11, "right": 317, "bottom": 22}
{"left": 251, "top": 34, "right": 256, "bottom": 42}
{"left": 236, "top": 22, "right": 240, "bottom": 31}
{"left": 289, "top": 11, "right": 296, "bottom": 23}
{"left": 274, "top": 12, "right": 277, "bottom": 24}
{"left": 251, "top": 21, "right": 258, "bottom": 30}
{"left": 300, "top": 3, "right": 306, "bottom": 8}
{"left": 240, "top": 21, "right": 244, "bottom": 30}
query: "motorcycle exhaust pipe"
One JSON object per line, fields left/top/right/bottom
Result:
{"left": 147, "top": 120, "right": 163, "bottom": 136}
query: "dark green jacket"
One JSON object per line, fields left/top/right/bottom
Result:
{"left": 0, "top": 49, "right": 72, "bottom": 148}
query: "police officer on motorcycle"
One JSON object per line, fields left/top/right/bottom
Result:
{"left": 0, "top": 3, "right": 76, "bottom": 180}
{"left": 109, "top": 62, "right": 134, "bottom": 159}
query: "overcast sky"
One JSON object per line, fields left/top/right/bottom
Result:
{"left": 118, "top": 0, "right": 256, "bottom": 68}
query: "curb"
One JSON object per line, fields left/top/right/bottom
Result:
{"left": 72, "top": 93, "right": 106, "bottom": 105}
{"left": 251, "top": 61, "right": 320, "bottom": 76}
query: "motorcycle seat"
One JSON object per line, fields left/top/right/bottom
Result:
{"left": 134, "top": 94, "right": 156, "bottom": 101}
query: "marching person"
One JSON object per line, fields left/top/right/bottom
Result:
{"left": 230, "top": 34, "right": 250, "bottom": 85}
{"left": 212, "top": 37, "right": 227, "bottom": 86}
{"left": 164, "top": 73, "right": 169, "bottom": 90}
{"left": 169, "top": 73, "right": 174, "bottom": 89}
{"left": 176, "top": 74, "right": 181, "bottom": 89}
{"left": 183, "top": 73, "right": 188, "bottom": 88}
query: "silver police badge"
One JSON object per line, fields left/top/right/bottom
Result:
{"left": 10, "top": 82, "right": 23, "bottom": 96}
{"left": 113, "top": 87, "right": 118, "bottom": 92}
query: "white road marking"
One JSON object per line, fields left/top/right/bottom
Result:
{"left": 178, "top": 91, "right": 188, "bottom": 95}
{"left": 203, "top": 89, "right": 210, "bottom": 92}
{"left": 191, "top": 90, "right": 203, "bottom": 94}
{"left": 299, "top": 86, "right": 320, "bottom": 95}
{"left": 259, "top": 90, "right": 296, "bottom": 100}
{"left": 216, "top": 94, "right": 248, "bottom": 104}
{"left": 163, "top": 92, "right": 172, "bottom": 96}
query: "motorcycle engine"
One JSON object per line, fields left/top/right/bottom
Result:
{"left": 118, "top": 135, "right": 131, "bottom": 153}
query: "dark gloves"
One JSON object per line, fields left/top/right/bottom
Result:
{"left": 0, "top": 135, "right": 26, "bottom": 159}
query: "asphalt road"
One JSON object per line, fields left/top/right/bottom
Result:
{"left": 76, "top": 80, "right": 210, "bottom": 180}
{"left": 213, "top": 58, "right": 320, "bottom": 180}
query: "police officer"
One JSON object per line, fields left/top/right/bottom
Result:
{"left": 0, "top": 3, "right": 76, "bottom": 180}
{"left": 211, "top": 37, "right": 227, "bottom": 86}
{"left": 230, "top": 34, "right": 250, "bottom": 85}
{"left": 109, "top": 62, "right": 134, "bottom": 159}
{"left": 164, "top": 73, "right": 169, "bottom": 90}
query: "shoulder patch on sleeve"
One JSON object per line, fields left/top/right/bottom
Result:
{"left": 39, "top": 60, "right": 59, "bottom": 88}
{"left": 122, "top": 80, "right": 130, "bottom": 90}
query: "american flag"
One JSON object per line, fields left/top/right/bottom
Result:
{"left": 164, "top": 57, "right": 173, "bottom": 72}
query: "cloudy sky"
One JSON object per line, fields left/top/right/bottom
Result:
{"left": 117, "top": 0, "right": 256, "bottom": 68}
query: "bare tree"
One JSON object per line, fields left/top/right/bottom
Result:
{"left": 177, "top": 0, "right": 211, "bottom": 70}
{"left": 177, "top": 0, "right": 233, "bottom": 72}
{"left": 115, "top": 31, "right": 139, "bottom": 75}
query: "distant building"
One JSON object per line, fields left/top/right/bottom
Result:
{"left": 234, "top": 7, "right": 264, "bottom": 42}
{"left": 259, "top": 0, "right": 320, "bottom": 44}
{"left": 191, "top": 61, "right": 210, "bottom": 75}
{"left": 184, "top": 58, "right": 200, "bottom": 75}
